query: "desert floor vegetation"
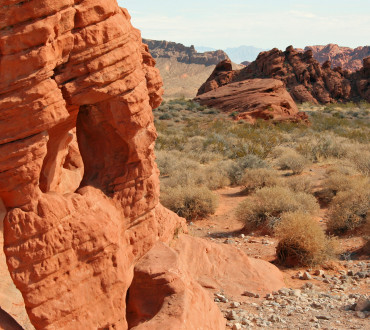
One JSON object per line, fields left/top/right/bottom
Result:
{"left": 275, "top": 212, "right": 338, "bottom": 267}
{"left": 154, "top": 99, "right": 370, "bottom": 266}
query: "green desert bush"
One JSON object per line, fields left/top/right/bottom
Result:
{"left": 219, "top": 155, "right": 269, "bottom": 186}
{"left": 275, "top": 212, "right": 338, "bottom": 267}
{"left": 326, "top": 185, "right": 370, "bottom": 234}
{"left": 235, "top": 186, "right": 319, "bottom": 233}
{"left": 161, "top": 186, "right": 218, "bottom": 220}
{"left": 240, "top": 168, "right": 281, "bottom": 194}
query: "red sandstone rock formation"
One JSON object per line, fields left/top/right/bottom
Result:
{"left": 195, "top": 60, "right": 308, "bottom": 123}
{"left": 304, "top": 44, "right": 370, "bottom": 72}
{"left": 0, "top": 1, "right": 284, "bottom": 329}
{"left": 196, "top": 78, "right": 308, "bottom": 124}
{"left": 127, "top": 235, "right": 284, "bottom": 329}
{"left": 0, "top": 1, "right": 184, "bottom": 328}
{"left": 198, "top": 47, "right": 370, "bottom": 105}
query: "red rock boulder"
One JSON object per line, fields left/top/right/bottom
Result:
{"left": 196, "top": 78, "right": 308, "bottom": 123}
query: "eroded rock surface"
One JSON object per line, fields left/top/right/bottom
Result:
{"left": 127, "top": 235, "right": 284, "bottom": 329}
{"left": 304, "top": 44, "right": 370, "bottom": 72}
{"left": 0, "top": 1, "right": 285, "bottom": 329}
{"left": 0, "top": 1, "right": 184, "bottom": 328}
{"left": 195, "top": 60, "right": 308, "bottom": 123}
{"left": 198, "top": 47, "right": 370, "bottom": 105}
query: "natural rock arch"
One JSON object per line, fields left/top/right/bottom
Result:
{"left": 0, "top": 1, "right": 285, "bottom": 329}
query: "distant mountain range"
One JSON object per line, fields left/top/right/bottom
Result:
{"left": 195, "top": 45, "right": 267, "bottom": 64}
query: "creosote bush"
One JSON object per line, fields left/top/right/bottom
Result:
{"left": 275, "top": 212, "right": 338, "bottom": 267}
{"left": 235, "top": 186, "right": 319, "bottom": 233}
{"left": 327, "top": 185, "right": 370, "bottom": 234}
{"left": 161, "top": 186, "right": 218, "bottom": 220}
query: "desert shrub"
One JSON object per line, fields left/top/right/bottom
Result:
{"left": 327, "top": 185, "right": 370, "bottom": 234}
{"left": 296, "top": 134, "right": 347, "bottom": 162}
{"left": 156, "top": 150, "right": 183, "bottom": 176}
{"left": 317, "top": 169, "right": 370, "bottom": 204}
{"left": 349, "top": 149, "right": 370, "bottom": 176}
{"left": 235, "top": 186, "right": 319, "bottom": 233}
{"left": 275, "top": 148, "right": 309, "bottom": 174}
{"left": 240, "top": 168, "right": 281, "bottom": 194}
{"left": 275, "top": 212, "right": 338, "bottom": 266}
{"left": 219, "top": 155, "right": 269, "bottom": 186}
{"left": 201, "top": 165, "right": 230, "bottom": 190}
{"left": 363, "top": 216, "right": 370, "bottom": 254}
{"left": 159, "top": 113, "right": 172, "bottom": 120}
{"left": 284, "top": 175, "right": 313, "bottom": 193}
{"left": 161, "top": 186, "right": 218, "bottom": 220}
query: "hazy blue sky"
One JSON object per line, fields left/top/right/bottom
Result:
{"left": 118, "top": 0, "right": 369, "bottom": 50}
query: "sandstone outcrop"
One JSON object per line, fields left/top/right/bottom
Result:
{"left": 195, "top": 60, "right": 308, "bottom": 123}
{"left": 304, "top": 44, "right": 370, "bottom": 72}
{"left": 0, "top": 1, "right": 285, "bottom": 329}
{"left": 0, "top": 1, "right": 184, "bottom": 328}
{"left": 127, "top": 235, "right": 284, "bottom": 329}
{"left": 198, "top": 47, "right": 370, "bottom": 105}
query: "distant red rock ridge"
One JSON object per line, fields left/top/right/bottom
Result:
{"left": 198, "top": 46, "right": 370, "bottom": 105}
{"left": 299, "top": 44, "right": 370, "bottom": 72}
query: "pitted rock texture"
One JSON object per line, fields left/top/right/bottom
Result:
{"left": 195, "top": 60, "right": 308, "bottom": 123}
{"left": 0, "top": 1, "right": 184, "bottom": 328}
{"left": 0, "top": 1, "right": 285, "bottom": 329}
{"left": 304, "top": 44, "right": 370, "bottom": 72}
{"left": 198, "top": 47, "right": 370, "bottom": 105}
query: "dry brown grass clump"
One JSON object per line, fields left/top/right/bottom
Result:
{"left": 274, "top": 147, "right": 309, "bottom": 174}
{"left": 275, "top": 212, "right": 338, "bottom": 267}
{"left": 235, "top": 186, "right": 319, "bottom": 233}
{"left": 161, "top": 186, "right": 218, "bottom": 220}
{"left": 240, "top": 168, "right": 281, "bottom": 194}
{"left": 327, "top": 185, "right": 370, "bottom": 234}
{"left": 284, "top": 175, "right": 313, "bottom": 193}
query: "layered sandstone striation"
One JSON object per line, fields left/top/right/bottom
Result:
{"left": 304, "top": 44, "right": 370, "bottom": 72}
{"left": 195, "top": 60, "right": 308, "bottom": 123}
{"left": 0, "top": 1, "right": 284, "bottom": 329}
{"left": 197, "top": 47, "right": 370, "bottom": 105}
{"left": 0, "top": 1, "right": 184, "bottom": 328}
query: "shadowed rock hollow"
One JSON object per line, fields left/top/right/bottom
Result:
{"left": 0, "top": 1, "right": 284, "bottom": 329}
